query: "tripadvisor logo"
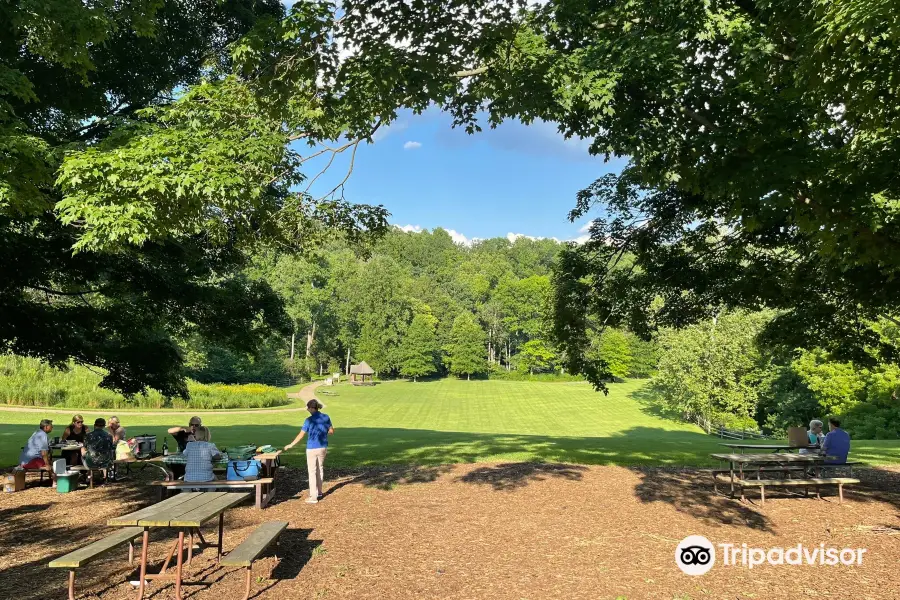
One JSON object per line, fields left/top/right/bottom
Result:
{"left": 675, "top": 536, "right": 867, "bottom": 575}
{"left": 675, "top": 535, "right": 715, "bottom": 575}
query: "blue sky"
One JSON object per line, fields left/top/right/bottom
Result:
{"left": 296, "top": 108, "right": 627, "bottom": 244}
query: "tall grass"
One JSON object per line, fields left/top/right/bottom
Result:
{"left": 0, "top": 355, "right": 289, "bottom": 409}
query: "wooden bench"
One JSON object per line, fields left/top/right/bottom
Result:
{"left": 49, "top": 527, "right": 143, "bottom": 600}
{"left": 68, "top": 465, "right": 109, "bottom": 488}
{"left": 738, "top": 477, "right": 860, "bottom": 505}
{"left": 152, "top": 478, "right": 276, "bottom": 509}
{"left": 221, "top": 521, "right": 288, "bottom": 600}
{"left": 706, "top": 466, "right": 808, "bottom": 494}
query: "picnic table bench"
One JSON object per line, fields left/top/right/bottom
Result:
{"left": 49, "top": 527, "right": 143, "bottom": 600}
{"left": 710, "top": 453, "right": 861, "bottom": 504}
{"left": 719, "top": 443, "right": 818, "bottom": 453}
{"left": 152, "top": 478, "right": 276, "bottom": 509}
{"left": 738, "top": 477, "right": 861, "bottom": 505}
{"left": 221, "top": 521, "right": 288, "bottom": 600}
{"left": 109, "top": 491, "right": 251, "bottom": 600}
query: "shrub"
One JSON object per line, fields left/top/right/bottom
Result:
{"left": 0, "top": 354, "right": 289, "bottom": 409}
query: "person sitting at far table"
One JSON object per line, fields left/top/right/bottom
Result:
{"left": 61, "top": 414, "right": 87, "bottom": 466}
{"left": 19, "top": 419, "right": 56, "bottom": 485}
{"left": 184, "top": 427, "right": 221, "bottom": 483}
{"left": 168, "top": 416, "right": 203, "bottom": 452}
{"left": 108, "top": 416, "right": 127, "bottom": 444}
{"left": 82, "top": 418, "right": 115, "bottom": 482}
{"left": 799, "top": 419, "right": 825, "bottom": 455}
{"left": 821, "top": 418, "right": 851, "bottom": 465}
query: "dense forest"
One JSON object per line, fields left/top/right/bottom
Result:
{"left": 185, "top": 227, "right": 656, "bottom": 384}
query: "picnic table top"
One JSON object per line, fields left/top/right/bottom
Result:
{"left": 108, "top": 491, "right": 250, "bottom": 528}
{"left": 719, "top": 443, "right": 817, "bottom": 450}
{"left": 710, "top": 453, "right": 834, "bottom": 463}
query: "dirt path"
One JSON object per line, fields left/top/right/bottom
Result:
{"left": 0, "top": 380, "right": 327, "bottom": 416}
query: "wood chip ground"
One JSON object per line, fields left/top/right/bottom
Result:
{"left": 2, "top": 463, "right": 899, "bottom": 600}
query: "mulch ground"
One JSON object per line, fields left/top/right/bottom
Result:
{"left": 2, "top": 463, "right": 900, "bottom": 600}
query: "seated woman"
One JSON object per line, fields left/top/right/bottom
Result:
{"left": 799, "top": 419, "right": 825, "bottom": 454}
{"left": 183, "top": 426, "right": 221, "bottom": 483}
{"left": 61, "top": 414, "right": 87, "bottom": 466}
{"left": 108, "top": 416, "right": 127, "bottom": 444}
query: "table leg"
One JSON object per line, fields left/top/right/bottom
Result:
{"left": 730, "top": 462, "right": 735, "bottom": 497}
{"left": 218, "top": 512, "right": 224, "bottom": 561}
{"left": 188, "top": 530, "right": 193, "bottom": 565}
{"left": 68, "top": 570, "right": 76, "bottom": 600}
{"left": 137, "top": 529, "right": 150, "bottom": 600}
{"left": 174, "top": 530, "right": 185, "bottom": 600}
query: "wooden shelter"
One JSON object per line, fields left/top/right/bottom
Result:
{"left": 349, "top": 361, "right": 375, "bottom": 385}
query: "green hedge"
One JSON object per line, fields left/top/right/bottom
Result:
{"left": 0, "top": 355, "right": 289, "bottom": 409}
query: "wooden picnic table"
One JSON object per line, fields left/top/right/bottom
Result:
{"left": 146, "top": 450, "right": 281, "bottom": 481}
{"left": 108, "top": 491, "right": 250, "bottom": 600}
{"left": 710, "top": 453, "right": 836, "bottom": 497}
{"left": 719, "top": 443, "right": 818, "bottom": 453}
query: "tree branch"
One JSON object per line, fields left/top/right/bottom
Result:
{"left": 680, "top": 106, "right": 718, "bottom": 131}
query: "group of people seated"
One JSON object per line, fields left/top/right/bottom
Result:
{"left": 800, "top": 418, "right": 851, "bottom": 464}
{"left": 17, "top": 414, "right": 217, "bottom": 486}
{"left": 18, "top": 416, "right": 122, "bottom": 484}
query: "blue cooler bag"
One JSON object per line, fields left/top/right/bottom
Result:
{"left": 227, "top": 459, "right": 262, "bottom": 481}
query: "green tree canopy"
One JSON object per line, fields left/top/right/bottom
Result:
{"left": 446, "top": 311, "right": 486, "bottom": 380}
{"left": 399, "top": 313, "right": 439, "bottom": 381}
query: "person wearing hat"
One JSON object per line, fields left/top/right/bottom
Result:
{"left": 285, "top": 399, "right": 334, "bottom": 504}
{"left": 169, "top": 416, "right": 204, "bottom": 452}
{"left": 19, "top": 419, "right": 56, "bottom": 484}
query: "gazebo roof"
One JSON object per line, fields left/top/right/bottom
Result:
{"left": 350, "top": 361, "right": 375, "bottom": 375}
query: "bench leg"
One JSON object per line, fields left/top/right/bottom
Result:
{"left": 137, "top": 529, "right": 150, "bottom": 600}
{"left": 174, "top": 530, "right": 185, "bottom": 600}
{"left": 218, "top": 513, "right": 224, "bottom": 561}
{"left": 68, "top": 570, "right": 76, "bottom": 600}
{"left": 839, "top": 483, "right": 844, "bottom": 504}
{"left": 760, "top": 485, "right": 765, "bottom": 506}
{"left": 256, "top": 484, "right": 263, "bottom": 510}
{"left": 129, "top": 540, "right": 134, "bottom": 565}
{"left": 188, "top": 530, "right": 193, "bottom": 565}
{"left": 243, "top": 566, "right": 252, "bottom": 600}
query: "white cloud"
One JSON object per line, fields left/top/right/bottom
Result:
{"left": 373, "top": 119, "right": 409, "bottom": 142}
{"left": 445, "top": 228, "right": 473, "bottom": 246}
{"left": 571, "top": 234, "right": 590, "bottom": 244}
{"left": 403, "top": 140, "right": 422, "bottom": 150}
{"left": 578, "top": 220, "right": 595, "bottom": 234}
{"left": 395, "top": 224, "right": 423, "bottom": 233}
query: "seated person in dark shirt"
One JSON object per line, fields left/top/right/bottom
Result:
{"left": 82, "top": 418, "right": 115, "bottom": 470}
{"left": 168, "top": 416, "right": 204, "bottom": 451}
{"left": 821, "top": 418, "right": 851, "bottom": 465}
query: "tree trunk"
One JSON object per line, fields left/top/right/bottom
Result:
{"left": 345, "top": 346, "right": 351, "bottom": 375}
{"left": 306, "top": 320, "right": 316, "bottom": 358}
{"left": 290, "top": 333, "right": 295, "bottom": 361}
{"left": 467, "top": 373, "right": 470, "bottom": 381}
{"left": 319, "top": 363, "right": 323, "bottom": 376}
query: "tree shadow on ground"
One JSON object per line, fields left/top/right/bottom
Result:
{"left": 455, "top": 462, "right": 587, "bottom": 491}
{"left": 631, "top": 467, "right": 775, "bottom": 532}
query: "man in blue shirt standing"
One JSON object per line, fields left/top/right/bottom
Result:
{"left": 285, "top": 399, "right": 334, "bottom": 503}
{"left": 821, "top": 418, "right": 851, "bottom": 465}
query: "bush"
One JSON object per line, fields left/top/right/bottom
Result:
{"left": 0, "top": 355, "right": 289, "bottom": 409}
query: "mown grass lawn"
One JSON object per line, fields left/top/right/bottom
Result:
{"left": 3, "top": 378, "right": 899, "bottom": 468}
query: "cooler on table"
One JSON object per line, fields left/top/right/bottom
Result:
{"left": 133, "top": 435, "right": 157, "bottom": 458}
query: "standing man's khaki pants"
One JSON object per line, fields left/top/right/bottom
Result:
{"left": 306, "top": 448, "right": 327, "bottom": 498}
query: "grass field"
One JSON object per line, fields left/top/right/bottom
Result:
{"left": 3, "top": 378, "right": 900, "bottom": 468}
